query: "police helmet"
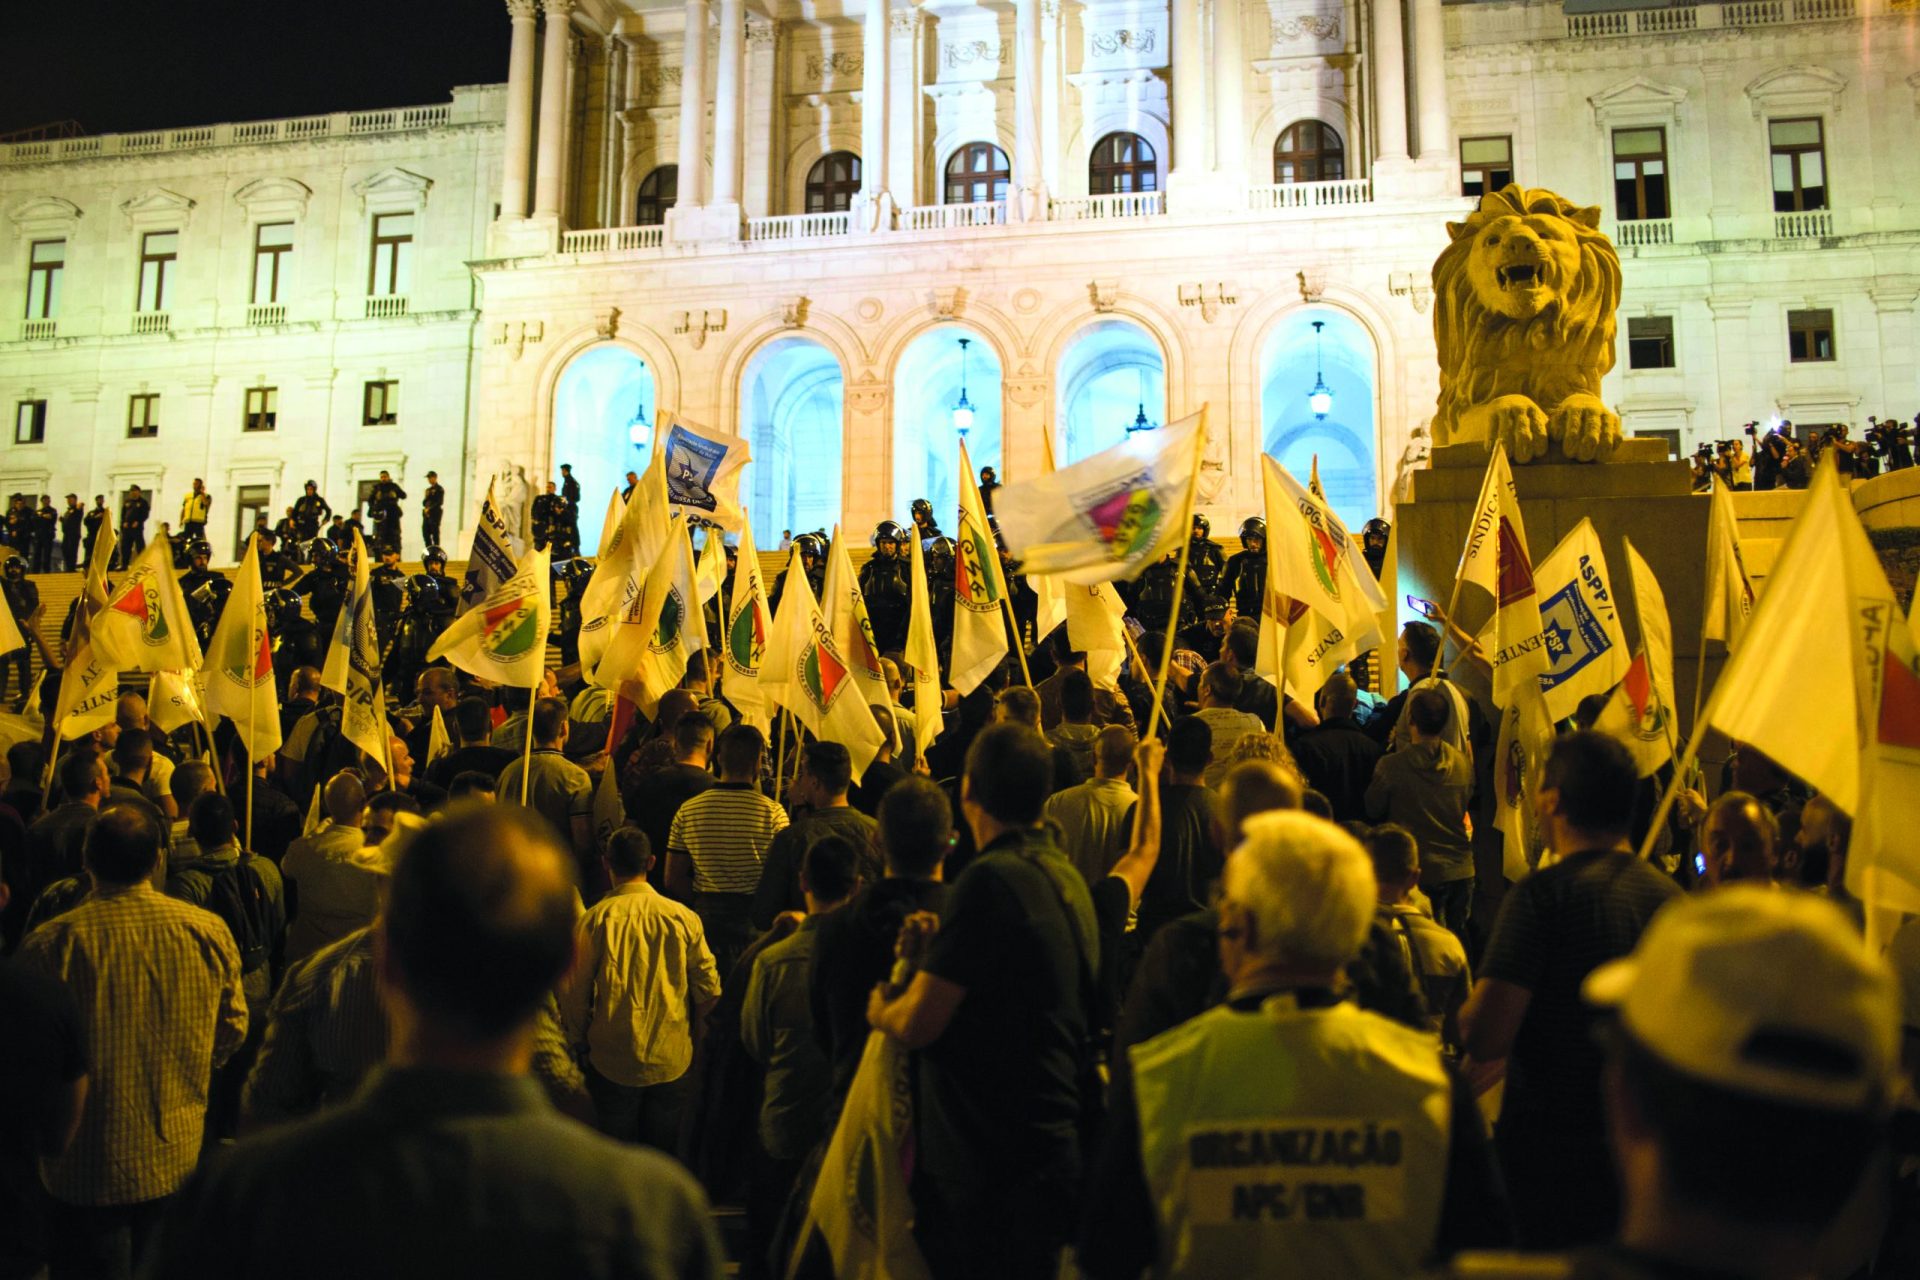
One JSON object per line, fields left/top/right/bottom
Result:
{"left": 1238, "top": 516, "right": 1267, "bottom": 548}
{"left": 376, "top": 541, "right": 400, "bottom": 559}
{"left": 1, "top": 552, "right": 22, "bottom": 577}
{"left": 308, "top": 539, "right": 338, "bottom": 566}
{"left": 1362, "top": 518, "right": 1391, "bottom": 545}
{"left": 872, "top": 520, "right": 907, "bottom": 550}
{"left": 793, "top": 532, "right": 827, "bottom": 564}
{"left": 186, "top": 538, "right": 212, "bottom": 563}
{"left": 1191, "top": 513, "right": 1212, "bottom": 540}
{"left": 910, "top": 498, "right": 934, "bottom": 523}
{"left": 924, "top": 536, "right": 956, "bottom": 576}
{"left": 423, "top": 545, "right": 448, "bottom": 569}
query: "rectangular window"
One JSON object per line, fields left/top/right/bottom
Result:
{"left": 1627, "top": 316, "right": 1676, "bottom": 370}
{"left": 127, "top": 393, "right": 160, "bottom": 439}
{"left": 368, "top": 213, "right": 413, "bottom": 296}
{"left": 252, "top": 221, "right": 294, "bottom": 304}
{"left": 362, "top": 379, "right": 399, "bottom": 426}
{"left": 1787, "top": 308, "right": 1835, "bottom": 363}
{"left": 1770, "top": 117, "right": 1827, "bottom": 213}
{"left": 137, "top": 230, "right": 178, "bottom": 312}
{"left": 235, "top": 484, "right": 271, "bottom": 561}
{"left": 1459, "top": 136, "right": 1514, "bottom": 200}
{"left": 1612, "top": 127, "right": 1669, "bottom": 221}
{"left": 25, "top": 239, "right": 64, "bottom": 320}
{"left": 243, "top": 386, "right": 278, "bottom": 433}
{"left": 14, "top": 400, "right": 46, "bottom": 445}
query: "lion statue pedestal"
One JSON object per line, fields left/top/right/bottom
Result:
{"left": 1431, "top": 185, "right": 1624, "bottom": 465}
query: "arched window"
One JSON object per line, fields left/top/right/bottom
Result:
{"left": 635, "top": 165, "right": 678, "bottom": 226}
{"left": 1089, "top": 132, "right": 1157, "bottom": 194}
{"left": 805, "top": 151, "right": 862, "bottom": 213}
{"left": 1273, "top": 121, "right": 1345, "bottom": 184}
{"left": 944, "top": 143, "right": 1011, "bottom": 204}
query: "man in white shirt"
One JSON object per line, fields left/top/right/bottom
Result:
{"left": 1193, "top": 664, "right": 1265, "bottom": 788}
{"left": 1044, "top": 725, "right": 1139, "bottom": 883}
{"left": 281, "top": 773, "right": 382, "bottom": 964}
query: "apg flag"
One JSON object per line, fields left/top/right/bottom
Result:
{"left": 723, "top": 518, "right": 772, "bottom": 731}
{"left": 1257, "top": 456, "right": 1386, "bottom": 698}
{"left": 822, "top": 527, "right": 897, "bottom": 744}
{"left": 904, "top": 527, "right": 945, "bottom": 761}
{"left": 1500, "top": 518, "right": 1628, "bottom": 722}
{"left": 204, "top": 535, "right": 282, "bottom": 762}
{"left": 1595, "top": 539, "right": 1678, "bottom": 777}
{"left": 656, "top": 413, "right": 752, "bottom": 532}
{"left": 1457, "top": 444, "right": 1549, "bottom": 707}
{"left": 51, "top": 510, "right": 119, "bottom": 740}
{"left": 1702, "top": 480, "right": 1756, "bottom": 650}
{"left": 582, "top": 453, "right": 671, "bottom": 687}
{"left": 795, "top": 1033, "right": 932, "bottom": 1280}
{"left": 949, "top": 442, "right": 1010, "bottom": 696}
{"left": 324, "top": 529, "right": 391, "bottom": 773}
{"left": 459, "top": 478, "right": 520, "bottom": 613}
{"left": 992, "top": 411, "right": 1203, "bottom": 584}
{"left": 761, "top": 547, "right": 884, "bottom": 782}
{"left": 92, "top": 536, "right": 203, "bottom": 674}
{"left": 429, "top": 545, "right": 553, "bottom": 687}
{"left": 610, "top": 519, "right": 702, "bottom": 717}
{"left": 1492, "top": 680, "right": 1556, "bottom": 880}
{"left": 148, "top": 670, "right": 207, "bottom": 735}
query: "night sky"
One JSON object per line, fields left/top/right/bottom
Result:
{"left": 2, "top": 0, "right": 510, "bottom": 137}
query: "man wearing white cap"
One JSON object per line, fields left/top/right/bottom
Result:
{"left": 1451, "top": 886, "right": 1902, "bottom": 1280}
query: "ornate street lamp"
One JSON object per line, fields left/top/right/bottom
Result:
{"left": 951, "top": 337, "right": 975, "bottom": 437}
{"left": 1308, "top": 319, "right": 1333, "bottom": 420}
{"left": 1126, "top": 402, "right": 1155, "bottom": 435}
{"left": 628, "top": 396, "right": 654, "bottom": 450}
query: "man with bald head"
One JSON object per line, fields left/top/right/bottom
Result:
{"left": 1699, "top": 790, "right": 1778, "bottom": 888}
{"left": 145, "top": 805, "right": 727, "bottom": 1280}
{"left": 115, "top": 691, "right": 177, "bottom": 814}
{"left": 281, "top": 773, "right": 380, "bottom": 964}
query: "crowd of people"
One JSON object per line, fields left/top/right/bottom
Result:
{"left": 1, "top": 462, "right": 1918, "bottom": 1280}
{"left": 1691, "top": 413, "right": 1916, "bottom": 492}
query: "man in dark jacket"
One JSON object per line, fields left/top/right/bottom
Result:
{"left": 1290, "top": 672, "right": 1382, "bottom": 824}
{"left": 1365, "top": 688, "right": 1475, "bottom": 947}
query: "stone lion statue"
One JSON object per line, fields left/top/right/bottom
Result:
{"left": 1432, "top": 185, "right": 1623, "bottom": 463}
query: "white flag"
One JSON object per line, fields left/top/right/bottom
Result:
{"left": 1495, "top": 518, "right": 1629, "bottom": 723}
{"left": 0, "top": 577, "right": 23, "bottom": 664}
{"left": 324, "top": 529, "right": 390, "bottom": 774}
{"left": 1702, "top": 480, "right": 1755, "bottom": 650}
{"left": 657, "top": 413, "right": 753, "bottom": 532}
{"left": 949, "top": 443, "right": 1010, "bottom": 696}
{"left": 695, "top": 529, "right": 727, "bottom": 607}
{"left": 821, "top": 527, "right": 893, "bottom": 718}
{"left": 1457, "top": 444, "right": 1549, "bottom": 707}
{"left": 603, "top": 520, "right": 701, "bottom": 717}
{"left": 92, "top": 536, "right": 203, "bottom": 674}
{"left": 1594, "top": 540, "right": 1678, "bottom": 777}
{"left": 905, "top": 528, "right": 945, "bottom": 761}
{"left": 458, "top": 478, "right": 521, "bottom": 614}
{"left": 722, "top": 519, "right": 772, "bottom": 731}
{"left": 1257, "top": 456, "right": 1383, "bottom": 698}
{"left": 582, "top": 454, "right": 670, "bottom": 687}
{"left": 1492, "top": 680, "right": 1556, "bottom": 880}
{"left": 1028, "top": 430, "right": 1069, "bottom": 641}
{"left": 428, "top": 546, "right": 553, "bottom": 688}
{"left": 203, "top": 535, "right": 282, "bottom": 762}
{"left": 1063, "top": 580, "right": 1130, "bottom": 691}
{"left": 425, "top": 704, "right": 452, "bottom": 768}
{"left": 761, "top": 548, "right": 884, "bottom": 781}
{"left": 51, "top": 510, "right": 119, "bottom": 740}
{"left": 148, "top": 670, "right": 206, "bottom": 735}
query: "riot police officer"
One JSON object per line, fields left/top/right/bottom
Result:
{"left": 299, "top": 539, "right": 351, "bottom": 646}
{"left": 0, "top": 554, "right": 41, "bottom": 708}
{"left": 1188, "top": 513, "right": 1226, "bottom": 598}
{"left": 267, "top": 569, "right": 318, "bottom": 688}
{"left": 368, "top": 471, "right": 407, "bottom": 552}
{"left": 370, "top": 542, "right": 409, "bottom": 653}
{"left": 530, "top": 481, "right": 566, "bottom": 552}
{"left": 420, "top": 471, "right": 445, "bottom": 549}
{"left": 180, "top": 539, "right": 232, "bottom": 650}
{"left": 559, "top": 464, "right": 582, "bottom": 546}
{"left": 859, "top": 521, "right": 912, "bottom": 654}
{"left": 1221, "top": 516, "right": 1267, "bottom": 619}
{"left": 771, "top": 532, "right": 828, "bottom": 612}
{"left": 272, "top": 507, "right": 301, "bottom": 559}
{"left": 923, "top": 535, "right": 957, "bottom": 668}
{"left": 388, "top": 545, "right": 457, "bottom": 692}
{"left": 1133, "top": 549, "right": 1207, "bottom": 637}
{"left": 549, "top": 553, "right": 594, "bottom": 666}
{"left": 1361, "top": 517, "right": 1390, "bottom": 581}
{"left": 292, "top": 481, "right": 332, "bottom": 544}
{"left": 256, "top": 528, "right": 295, "bottom": 587}
{"left": 910, "top": 497, "right": 943, "bottom": 542}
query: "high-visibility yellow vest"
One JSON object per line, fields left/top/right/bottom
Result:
{"left": 181, "top": 492, "right": 211, "bottom": 524}
{"left": 1131, "top": 994, "right": 1453, "bottom": 1279}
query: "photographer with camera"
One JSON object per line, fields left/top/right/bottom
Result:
{"left": 1868, "top": 414, "right": 1915, "bottom": 473}
{"left": 1746, "top": 422, "right": 1786, "bottom": 491}
{"left": 1690, "top": 444, "right": 1715, "bottom": 493}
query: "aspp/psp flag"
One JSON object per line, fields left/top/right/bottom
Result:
{"left": 657, "top": 413, "right": 752, "bottom": 532}
{"left": 1516, "top": 518, "right": 1627, "bottom": 723}
{"left": 429, "top": 545, "right": 553, "bottom": 688}
{"left": 459, "top": 478, "right": 520, "bottom": 614}
{"left": 992, "top": 411, "right": 1203, "bottom": 585}
{"left": 1594, "top": 538, "right": 1678, "bottom": 777}
{"left": 1457, "top": 444, "right": 1549, "bottom": 707}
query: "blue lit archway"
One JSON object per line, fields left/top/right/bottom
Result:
{"left": 553, "top": 344, "right": 656, "bottom": 550}
{"left": 892, "top": 325, "right": 1003, "bottom": 530}
{"left": 1056, "top": 319, "right": 1167, "bottom": 464}
{"left": 738, "top": 336, "right": 845, "bottom": 546}
{"left": 1259, "top": 308, "right": 1378, "bottom": 532}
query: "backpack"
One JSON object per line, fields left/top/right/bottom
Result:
{"left": 204, "top": 862, "right": 272, "bottom": 975}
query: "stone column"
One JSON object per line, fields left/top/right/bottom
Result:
{"left": 710, "top": 0, "right": 745, "bottom": 209}
{"left": 1039, "top": 0, "right": 1066, "bottom": 196}
{"left": 855, "top": 0, "right": 893, "bottom": 228}
{"left": 1372, "top": 0, "right": 1409, "bottom": 163}
{"left": 1408, "top": 0, "right": 1450, "bottom": 160}
{"left": 532, "top": 0, "right": 575, "bottom": 218}
{"left": 744, "top": 19, "right": 779, "bottom": 217}
{"left": 1211, "top": 0, "right": 1246, "bottom": 185}
{"left": 676, "top": 0, "right": 712, "bottom": 208}
{"left": 888, "top": 8, "right": 922, "bottom": 208}
{"left": 559, "top": 34, "right": 582, "bottom": 223}
{"left": 499, "top": 0, "right": 539, "bottom": 218}
{"left": 1170, "top": 0, "right": 1207, "bottom": 180}
{"left": 1011, "top": 0, "right": 1048, "bottom": 220}
{"left": 601, "top": 36, "right": 625, "bottom": 226}
{"left": 844, "top": 381, "right": 892, "bottom": 530}
{"left": 1707, "top": 295, "right": 1753, "bottom": 440}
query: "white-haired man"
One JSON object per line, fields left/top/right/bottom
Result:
{"left": 1079, "top": 812, "right": 1509, "bottom": 1279}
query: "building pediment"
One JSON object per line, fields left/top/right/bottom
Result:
{"left": 119, "top": 187, "right": 196, "bottom": 228}
{"left": 234, "top": 176, "right": 314, "bottom": 220}
{"left": 1745, "top": 65, "right": 1846, "bottom": 121}
{"left": 8, "top": 195, "right": 82, "bottom": 241}
{"left": 1588, "top": 77, "right": 1687, "bottom": 126}
{"left": 351, "top": 167, "right": 433, "bottom": 212}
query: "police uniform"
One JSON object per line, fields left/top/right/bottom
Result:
{"left": 82, "top": 503, "right": 108, "bottom": 567}
{"left": 292, "top": 492, "right": 332, "bottom": 542}
{"left": 0, "top": 567, "right": 39, "bottom": 702}
{"left": 859, "top": 552, "right": 912, "bottom": 654}
{"left": 1133, "top": 557, "right": 1205, "bottom": 637}
{"left": 119, "top": 492, "right": 150, "bottom": 566}
{"left": 369, "top": 480, "right": 407, "bottom": 549}
{"left": 1189, "top": 535, "right": 1226, "bottom": 598}
{"left": 1221, "top": 547, "right": 1266, "bottom": 620}
{"left": 530, "top": 491, "right": 565, "bottom": 551}
{"left": 300, "top": 556, "right": 351, "bottom": 644}
{"left": 420, "top": 481, "right": 445, "bottom": 547}
{"left": 180, "top": 489, "right": 212, "bottom": 543}
{"left": 180, "top": 561, "right": 232, "bottom": 649}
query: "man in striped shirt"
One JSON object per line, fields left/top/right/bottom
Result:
{"left": 666, "top": 724, "right": 786, "bottom": 975}
{"left": 17, "top": 802, "right": 248, "bottom": 1278}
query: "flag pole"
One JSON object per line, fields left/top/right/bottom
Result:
{"left": 519, "top": 686, "right": 537, "bottom": 806}
{"left": 1148, "top": 412, "right": 1207, "bottom": 740}
{"left": 999, "top": 595, "right": 1035, "bottom": 688}
{"left": 774, "top": 707, "right": 789, "bottom": 802}
{"left": 246, "top": 537, "right": 258, "bottom": 854}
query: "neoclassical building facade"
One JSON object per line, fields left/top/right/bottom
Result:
{"left": 2, "top": 0, "right": 1915, "bottom": 559}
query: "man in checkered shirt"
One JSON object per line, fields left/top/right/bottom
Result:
{"left": 17, "top": 802, "right": 248, "bottom": 1277}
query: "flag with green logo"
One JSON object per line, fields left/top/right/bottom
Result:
{"left": 821, "top": 526, "right": 894, "bottom": 725}
{"left": 905, "top": 530, "right": 945, "bottom": 761}
{"left": 723, "top": 518, "right": 772, "bottom": 731}
{"left": 949, "top": 442, "right": 1010, "bottom": 696}
{"left": 429, "top": 545, "right": 553, "bottom": 688}
{"left": 92, "top": 535, "right": 203, "bottom": 674}
{"left": 761, "top": 547, "right": 884, "bottom": 782}
{"left": 621, "top": 519, "right": 702, "bottom": 717}
{"left": 203, "top": 535, "right": 281, "bottom": 761}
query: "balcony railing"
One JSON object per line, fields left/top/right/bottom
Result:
{"left": 900, "top": 201, "right": 1008, "bottom": 231}
{"left": 745, "top": 212, "right": 852, "bottom": 242}
{"left": 1614, "top": 218, "right": 1675, "bottom": 247}
{"left": 1049, "top": 191, "right": 1167, "bottom": 221}
{"left": 2, "top": 100, "right": 471, "bottom": 165}
{"left": 131, "top": 312, "right": 170, "bottom": 335}
{"left": 246, "top": 303, "right": 287, "bottom": 326}
{"left": 559, "top": 225, "right": 665, "bottom": 253}
{"left": 1775, "top": 209, "right": 1834, "bottom": 239}
{"left": 1448, "top": 0, "right": 1859, "bottom": 46}
{"left": 21, "top": 319, "right": 55, "bottom": 341}
{"left": 1245, "top": 178, "right": 1373, "bottom": 211}
{"left": 364, "top": 295, "right": 410, "bottom": 319}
